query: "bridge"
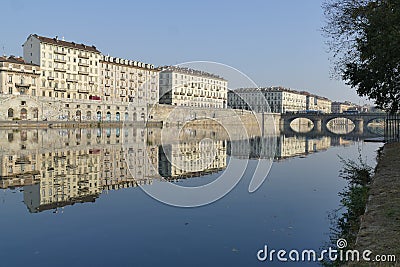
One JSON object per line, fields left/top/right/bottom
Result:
{"left": 280, "top": 112, "right": 386, "bottom": 135}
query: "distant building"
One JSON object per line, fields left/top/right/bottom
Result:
{"left": 303, "top": 92, "right": 332, "bottom": 113}
{"left": 158, "top": 66, "right": 227, "bottom": 108}
{"left": 331, "top": 101, "right": 356, "bottom": 113}
{"left": 228, "top": 87, "right": 307, "bottom": 113}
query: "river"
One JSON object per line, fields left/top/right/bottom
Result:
{"left": 0, "top": 126, "right": 382, "bottom": 266}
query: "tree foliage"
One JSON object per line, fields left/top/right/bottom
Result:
{"left": 323, "top": 0, "right": 400, "bottom": 113}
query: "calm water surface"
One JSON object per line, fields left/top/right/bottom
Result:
{"left": 0, "top": 127, "right": 381, "bottom": 267}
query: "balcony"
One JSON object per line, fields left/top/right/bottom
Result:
{"left": 78, "top": 88, "right": 89, "bottom": 94}
{"left": 66, "top": 78, "right": 77, "bottom": 83}
{"left": 15, "top": 83, "right": 30, "bottom": 88}
{"left": 78, "top": 53, "right": 89, "bottom": 59}
{"left": 47, "top": 76, "right": 55, "bottom": 80}
{"left": 54, "top": 67, "right": 66, "bottom": 72}
{"left": 89, "top": 81, "right": 95, "bottom": 85}
{"left": 105, "top": 84, "right": 111, "bottom": 87}
{"left": 54, "top": 87, "right": 67, "bottom": 92}
{"left": 54, "top": 50, "right": 67, "bottom": 55}
{"left": 78, "top": 71, "right": 89, "bottom": 75}
{"left": 54, "top": 58, "right": 66, "bottom": 63}
{"left": 15, "top": 157, "right": 31, "bottom": 165}
{"left": 78, "top": 62, "right": 89, "bottom": 67}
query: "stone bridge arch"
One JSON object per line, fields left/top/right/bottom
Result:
{"left": 281, "top": 113, "right": 386, "bottom": 135}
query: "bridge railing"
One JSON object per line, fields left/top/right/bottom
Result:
{"left": 385, "top": 113, "right": 400, "bottom": 143}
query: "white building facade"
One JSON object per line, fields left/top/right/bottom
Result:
{"left": 0, "top": 34, "right": 160, "bottom": 122}
{"left": 228, "top": 87, "right": 307, "bottom": 113}
{"left": 159, "top": 66, "right": 227, "bottom": 109}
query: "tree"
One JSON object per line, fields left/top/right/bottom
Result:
{"left": 323, "top": 0, "right": 400, "bottom": 113}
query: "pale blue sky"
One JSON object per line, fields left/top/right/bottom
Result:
{"left": 1, "top": 0, "right": 368, "bottom": 104}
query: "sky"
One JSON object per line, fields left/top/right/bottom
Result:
{"left": 0, "top": 0, "right": 370, "bottom": 104}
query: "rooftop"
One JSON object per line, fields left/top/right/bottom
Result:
{"left": 0, "top": 55, "right": 39, "bottom": 66}
{"left": 231, "top": 87, "right": 331, "bottom": 101}
{"left": 157, "top": 66, "right": 226, "bottom": 81}
{"left": 101, "top": 55, "right": 155, "bottom": 70}
{"left": 28, "top": 34, "right": 100, "bottom": 53}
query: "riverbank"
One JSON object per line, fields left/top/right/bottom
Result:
{"left": 354, "top": 142, "right": 400, "bottom": 265}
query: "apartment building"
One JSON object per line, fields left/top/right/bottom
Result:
{"left": 0, "top": 34, "right": 160, "bottom": 122}
{"left": 331, "top": 101, "right": 356, "bottom": 113}
{"left": 159, "top": 66, "right": 227, "bottom": 109}
{"left": 0, "top": 55, "right": 41, "bottom": 97}
{"left": 100, "top": 55, "right": 159, "bottom": 121}
{"left": 23, "top": 34, "right": 101, "bottom": 101}
{"left": 304, "top": 93, "right": 332, "bottom": 113}
{"left": 228, "top": 87, "right": 307, "bottom": 113}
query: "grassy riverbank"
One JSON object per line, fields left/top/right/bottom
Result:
{"left": 353, "top": 143, "right": 400, "bottom": 265}
{"left": 324, "top": 143, "right": 400, "bottom": 266}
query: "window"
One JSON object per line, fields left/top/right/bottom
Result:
{"left": 8, "top": 75, "right": 12, "bottom": 83}
{"left": 8, "top": 108, "right": 13, "bottom": 118}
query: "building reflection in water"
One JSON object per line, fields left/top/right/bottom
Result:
{"left": 0, "top": 127, "right": 363, "bottom": 213}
